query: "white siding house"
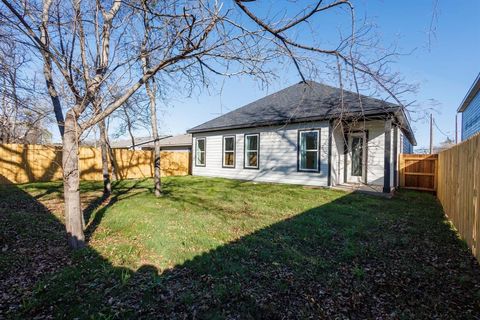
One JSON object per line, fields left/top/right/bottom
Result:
{"left": 192, "top": 121, "right": 330, "bottom": 186}
{"left": 188, "top": 81, "right": 416, "bottom": 193}
{"left": 331, "top": 120, "right": 392, "bottom": 187}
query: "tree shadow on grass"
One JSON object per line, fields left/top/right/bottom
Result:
{"left": 83, "top": 179, "right": 150, "bottom": 241}
{"left": 0, "top": 175, "right": 72, "bottom": 316}
{"left": 1, "top": 176, "right": 480, "bottom": 319}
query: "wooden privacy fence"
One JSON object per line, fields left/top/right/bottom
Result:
{"left": 437, "top": 133, "right": 480, "bottom": 261}
{"left": 399, "top": 154, "right": 438, "bottom": 192}
{"left": 0, "top": 143, "right": 191, "bottom": 184}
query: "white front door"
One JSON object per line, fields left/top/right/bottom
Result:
{"left": 347, "top": 132, "right": 367, "bottom": 184}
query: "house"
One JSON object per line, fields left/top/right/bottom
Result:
{"left": 141, "top": 134, "right": 192, "bottom": 152}
{"left": 187, "top": 81, "right": 416, "bottom": 193}
{"left": 110, "top": 136, "right": 169, "bottom": 149}
{"left": 458, "top": 73, "right": 480, "bottom": 141}
{"left": 110, "top": 134, "right": 192, "bottom": 152}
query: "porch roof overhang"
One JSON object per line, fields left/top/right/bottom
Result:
{"left": 393, "top": 108, "right": 417, "bottom": 146}
{"left": 347, "top": 110, "right": 417, "bottom": 146}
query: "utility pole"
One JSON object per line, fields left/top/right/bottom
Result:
{"left": 429, "top": 113, "right": 433, "bottom": 154}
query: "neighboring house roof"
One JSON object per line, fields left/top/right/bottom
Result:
{"left": 187, "top": 81, "right": 416, "bottom": 145}
{"left": 458, "top": 73, "right": 480, "bottom": 113}
{"left": 141, "top": 134, "right": 192, "bottom": 149}
{"left": 110, "top": 134, "right": 192, "bottom": 149}
{"left": 110, "top": 135, "right": 170, "bottom": 149}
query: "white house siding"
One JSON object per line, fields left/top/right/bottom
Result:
{"left": 192, "top": 121, "right": 330, "bottom": 186}
{"left": 390, "top": 126, "right": 395, "bottom": 188}
{"left": 388, "top": 126, "right": 407, "bottom": 189}
{"left": 399, "top": 132, "right": 405, "bottom": 154}
{"left": 393, "top": 127, "right": 401, "bottom": 188}
{"left": 394, "top": 129, "right": 414, "bottom": 187}
{"left": 193, "top": 119, "right": 404, "bottom": 190}
{"left": 330, "top": 120, "right": 401, "bottom": 188}
{"left": 348, "top": 120, "right": 386, "bottom": 186}
{"left": 331, "top": 122, "right": 344, "bottom": 186}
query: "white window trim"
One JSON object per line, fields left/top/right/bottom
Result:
{"left": 195, "top": 137, "right": 206, "bottom": 166}
{"left": 244, "top": 133, "right": 260, "bottom": 169}
{"left": 298, "top": 129, "right": 320, "bottom": 172}
{"left": 222, "top": 135, "right": 236, "bottom": 168}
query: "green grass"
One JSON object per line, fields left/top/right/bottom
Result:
{"left": 1, "top": 176, "right": 479, "bottom": 318}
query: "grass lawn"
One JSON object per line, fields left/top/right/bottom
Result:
{"left": 1, "top": 176, "right": 479, "bottom": 318}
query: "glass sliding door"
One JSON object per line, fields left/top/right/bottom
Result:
{"left": 351, "top": 136, "right": 363, "bottom": 176}
{"left": 347, "top": 132, "right": 366, "bottom": 184}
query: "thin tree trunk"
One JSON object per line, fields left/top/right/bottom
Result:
{"left": 107, "top": 141, "right": 119, "bottom": 181}
{"left": 93, "top": 97, "right": 112, "bottom": 195}
{"left": 62, "top": 110, "right": 85, "bottom": 249}
{"left": 146, "top": 79, "right": 161, "bottom": 197}
{"left": 140, "top": 2, "right": 161, "bottom": 196}
{"left": 98, "top": 119, "right": 111, "bottom": 195}
{"left": 153, "top": 136, "right": 161, "bottom": 197}
{"left": 9, "top": 71, "right": 18, "bottom": 142}
{"left": 122, "top": 106, "right": 136, "bottom": 149}
{"left": 40, "top": 5, "right": 65, "bottom": 139}
{"left": 105, "top": 118, "right": 118, "bottom": 181}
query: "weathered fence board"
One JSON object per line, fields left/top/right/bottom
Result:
{"left": 0, "top": 143, "right": 190, "bottom": 184}
{"left": 399, "top": 154, "right": 438, "bottom": 192}
{"left": 437, "top": 133, "right": 480, "bottom": 261}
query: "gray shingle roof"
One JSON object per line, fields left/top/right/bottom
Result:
{"left": 141, "top": 134, "right": 192, "bottom": 148}
{"left": 110, "top": 136, "right": 170, "bottom": 148}
{"left": 111, "top": 134, "right": 192, "bottom": 149}
{"left": 159, "top": 134, "right": 192, "bottom": 147}
{"left": 188, "top": 81, "right": 416, "bottom": 145}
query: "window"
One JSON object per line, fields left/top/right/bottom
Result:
{"left": 195, "top": 138, "right": 206, "bottom": 166}
{"left": 298, "top": 130, "right": 320, "bottom": 171}
{"left": 223, "top": 136, "right": 235, "bottom": 167}
{"left": 244, "top": 134, "right": 259, "bottom": 169}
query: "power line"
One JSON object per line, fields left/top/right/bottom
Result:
{"left": 432, "top": 118, "right": 452, "bottom": 140}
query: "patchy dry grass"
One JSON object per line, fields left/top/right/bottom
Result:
{"left": 1, "top": 176, "right": 479, "bottom": 319}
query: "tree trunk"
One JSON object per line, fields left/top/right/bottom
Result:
{"left": 41, "top": 38, "right": 65, "bottom": 138}
{"left": 153, "top": 136, "right": 161, "bottom": 197}
{"left": 123, "top": 106, "right": 136, "bottom": 149}
{"left": 145, "top": 79, "right": 161, "bottom": 197}
{"left": 62, "top": 111, "right": 85, "bottom": 249}
{"left": 139, "top": 8, "right": 161, "bottom": 196}
{"left": 98, "top": 119, "right": 111, "bottom": 195}
{"left": 105, "top": 118, "right": 118, "bottom": 181}
{"left": 107, "top": 141, "right": 119, "bottom": 181}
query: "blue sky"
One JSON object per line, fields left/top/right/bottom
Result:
{"left": 100, "top": 0, "right": 480, "bottom": 150}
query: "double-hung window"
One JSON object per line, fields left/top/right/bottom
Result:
{"left": 223, "top": 136, "right": 235, "bottom": 167}
{"left": 195, "top": 138, "right": 206, "bottom": 166}
{"left": 298, "top": 130, "right": 320, "bottom": 171}
{"left": 244, "top": 134, "right": 259, "bottom": 169}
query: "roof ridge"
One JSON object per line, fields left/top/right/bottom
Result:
{"left": 188, "top": 80, "right": 404, "bottom": 136}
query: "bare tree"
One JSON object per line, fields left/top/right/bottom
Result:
{"left": 140, "top": 0, "right": 161, "bottom": 197}
{"left": 0, "top": 0, "right": 414, "bottom": 249}
{"left": 1, "top": 0, "right": 270, "bottom": 248}
{"left": 110, "top": 94, "right": 151, "bottom": 148}
{"left": 0, "top": 41, "right": 51, "bottom": 144}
